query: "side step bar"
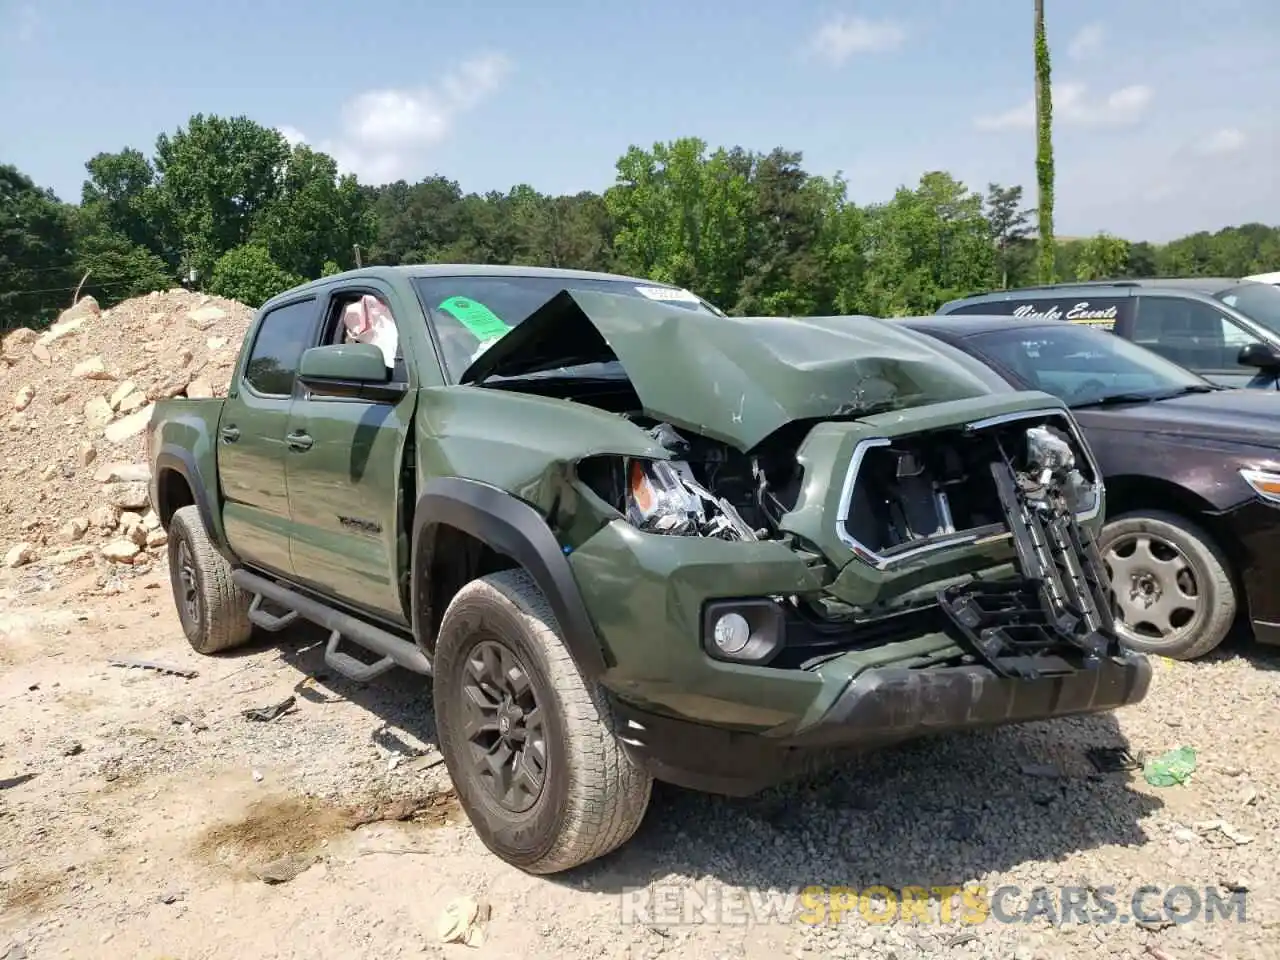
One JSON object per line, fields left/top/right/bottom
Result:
{"left": 232, "top": 569, "right": 432, "bottom": 682}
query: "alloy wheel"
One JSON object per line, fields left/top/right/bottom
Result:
{"left": 1103, "top": 533, "right": 1202, "bottom": 645}
{"left": 459, "top": 639, "right": 547, "bottom": 813}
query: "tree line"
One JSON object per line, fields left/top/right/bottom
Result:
{"left": 3, "top": 113, "right": 1279, "bottom": 330}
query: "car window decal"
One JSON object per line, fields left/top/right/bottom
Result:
{"left": 634, "top": 285, "right": 701, "bottom": 304}
{"left": 437, "top": 296, "right": 512, "bottom": 340}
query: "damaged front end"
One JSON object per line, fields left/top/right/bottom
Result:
{"left": 454, "top": 289, "right": 1135, "bottom": 719}
{"left": 573, "top": 401, "right": 1122, "bottom": 681}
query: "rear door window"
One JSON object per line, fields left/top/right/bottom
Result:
{"left": 1131, "top": 296, "right": 1264, "bottom": 374}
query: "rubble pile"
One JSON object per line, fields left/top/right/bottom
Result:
{"left": 0, "top": 289, "right": 254, "bottom": 575}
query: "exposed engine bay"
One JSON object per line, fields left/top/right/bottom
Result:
{"left": 842, "top": 420, "right": 1099, "bottom": 560}
{"left": 577, "top": 411, "right": 1121, "bottom": 678}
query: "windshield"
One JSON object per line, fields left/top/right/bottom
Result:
{"left": 1216, "top": 282, "right": 1280, "bottom": 335}
{"left": 965, "top": 323, "right": 1210, "bottom": 407}
{"left": 411, "top": 275, "right": 723, "bottom": 381}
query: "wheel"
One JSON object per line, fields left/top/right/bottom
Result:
{"left": 1097, "top": 510, "right": 1237, "bottom": 660}
{"left": 432, "top": 568, "right": 653, "bottom": 874}
{"left": 166, "top": 505, "right": 254, "bottom": 655}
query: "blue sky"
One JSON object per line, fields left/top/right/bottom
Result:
{"left": 2, "top": 0, "right": 1276, "bottom": 242}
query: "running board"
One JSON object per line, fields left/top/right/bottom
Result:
{"left": 232, "top": 569, "right": 432, "bottom": 681}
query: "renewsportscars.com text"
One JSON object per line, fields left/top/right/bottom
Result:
{"left": 619, "top": 883, "right": 1247, "bottom": 927}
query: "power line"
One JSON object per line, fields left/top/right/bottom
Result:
{"left": 0, "top": 279, "right": 172, "bottom": 297}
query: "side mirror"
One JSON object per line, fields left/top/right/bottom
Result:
{"left": 1237, "top": 342, "right": 1280, "bottom": 371}
{"left": 298, "top": 343, "right": 404, "bottom": 400}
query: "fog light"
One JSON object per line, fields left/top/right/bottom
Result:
{"left": 712, "top": 612, "right": 752, "bottom": 655}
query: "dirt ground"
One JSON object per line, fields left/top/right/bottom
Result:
{"left": 2, "top": 558, "right": 1278, "bottom": 960}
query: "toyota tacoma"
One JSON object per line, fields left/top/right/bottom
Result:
{"left": 146, "top": 265, "right": 1151, "bottom": 874}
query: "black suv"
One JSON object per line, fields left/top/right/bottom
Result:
{"left": 938, "top": 279, "right": 1280, "bottom": 389}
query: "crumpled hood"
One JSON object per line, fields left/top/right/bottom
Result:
{"left": 459, "top": 289, "right": 1003, "bottom": 450}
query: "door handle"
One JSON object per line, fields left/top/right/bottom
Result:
{"left": 220, "top": 425, "right": 240, "bottom": 443}
{"left": 286, "top": 431, "right": 314, "bottom": 452}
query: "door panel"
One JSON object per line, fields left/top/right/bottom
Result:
{"left": 283, "top": 286, "right": 416, "bottom": 621}
{"left": 284, "top": 394, "right": 416, "bottom": 620}
{"left": 216, "top": 296, "right": 321, "bottom": 575}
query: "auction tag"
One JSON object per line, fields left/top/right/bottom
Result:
{"left": 437, "top": 296, "right": 511, "bottom": 340}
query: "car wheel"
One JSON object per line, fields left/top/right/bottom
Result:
{"left": 1097, "top": 510, "right": 1236, "bottom": 660}
{"left": 166, "top": 505, "right": 254, "bottom": 655}
{"left": 432, "top": 568, "right": 653, "bottom": 874}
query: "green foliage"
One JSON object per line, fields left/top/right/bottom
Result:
{"left": 1034, "top": 0, "right": 1055, "bottom": 284}
{"left": 208, "top": 244, "right": 302, "bottom": 308}
{"left": 154, "top": 115, "right": 292, "bottom": 281}
{"left": 1, "top": 164, "right": 78, "bottom": 330}
{"left": 252, "top": 144, "right": 374, "bottom": 278}
{"left": 1074, "top": 233, "right": 1131, "bottom": 280}
{"left": 72, "top": 227, "right": 175, "bottom": 307}
{"left": 985, "top": 183, "right": 1033, "bottom": 288}
{"left": 4, "top": 109, "right": 1280, "bottom": 332}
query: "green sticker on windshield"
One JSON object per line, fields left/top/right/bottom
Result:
{"left": 437, "top": 296, "right": 511, "bottom": 340}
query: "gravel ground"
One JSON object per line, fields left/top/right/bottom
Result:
{"left": 1, "top": 560, "right": 1278, "bottom": 959}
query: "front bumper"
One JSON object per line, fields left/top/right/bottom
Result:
{"left": 1217, "top": 499, "right": 1280, "bottom": 645}
{"left": 609, "top": 655, "right": 1152, "bottom": 798}
{"left": 613, "top": 651, "right": 1151, "bottom": 795}
{"left": 783, "top": 650, "right": 1151, "bottom": 747}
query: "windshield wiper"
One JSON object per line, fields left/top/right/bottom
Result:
{"left": 1073, "top": 392, "right": 1160, "bottom": 408}
{"left": 1073, "top": 384, "right": 1219, "bottom": 408}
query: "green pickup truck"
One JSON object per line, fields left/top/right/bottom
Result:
{"left": 146, "top": 265, "right": 1151, "bottom": 874}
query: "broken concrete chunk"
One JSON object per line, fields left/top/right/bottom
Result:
{"left": 146, "top": 376, "right": 188, "bottom": 401}
{"left": 73, "top": 356, "right": 113, "bottom": 380}
{"left": 60, "top": 517, "right": 90, "bottom": 542}
{"left": 83, "top": 397, "right": 113, "bottom": 431}
{"left": 103, "top": 404, "right": 154, "bottom": 444}
{"left": 46, "top": 546, "right": 94, "bottom": 566}
{"left": 186, "top": 380, "right": 214, "bottom": 399}
{"left": 4, "top": 542, "right": 37, "bottom": 568}
{"left": 77, "top": 441, "right": 97, "bottom": 467}
{"left": 104, "top": 482, "right": 149, "bottom": 511}
{"left": 108, "top": 380, "right": 138, "bottom": 410}
{"left": 89, "top": 505, "right": 120, "bottom": 530}
{"left": 31, "top": 343, "right": 51, "bottom": 365}
{"left": 100, "top": 539, "right": 141, "bottom": 562}
{"left": 13, "top": 385, "right": 34, "bottom": 411}
{"left": 117, "top": 392, "right": 149, "bottom": 415}
{"left": 145, "top": 529, "right": 168, "bottom": 548}
{"left": 187, "top": 306, "right": 226, "bottom": 330}
{"left": 94, "top": 462, "right": 152, "bottom": 484}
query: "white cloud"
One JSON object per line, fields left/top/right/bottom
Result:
{"left": 282, "top": 53, "right": 511, "bottom": 184}
{"left": 974, "top": 82, "right": 1153, "bottom": 131}
{"left": 809, "top": 15, "right": 906, "bottom": 64}
{"left": 277, "top": 125, "right": 308, "bottom": 148}
{"left": 1197, "top": 126, "right": 1247, "bottom": 156}
{"left": 1067, "top": 23, "right": 1105, "bottom": 61}
{"left": 2, "top": 3, "right": 39, "bottom": 44}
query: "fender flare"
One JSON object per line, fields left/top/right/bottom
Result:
{"left": 410, "top": 476, "right": 607, "bottom": 680}
{"left": 153, "top": 446, "right": 236, "bottom": 562}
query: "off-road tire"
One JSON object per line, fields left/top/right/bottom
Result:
{"left": 1098, "top": 510, "right": 1236, "bottom": 661}
{"left": 167, "top": 505, "right": 254, "bottom": 655}
{"left": 433, "top": 568, "right": 653, "bottom": 874}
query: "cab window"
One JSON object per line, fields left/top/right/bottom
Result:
{"left": 1131, "top": 296, "right": 1263, "bottom": 374}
